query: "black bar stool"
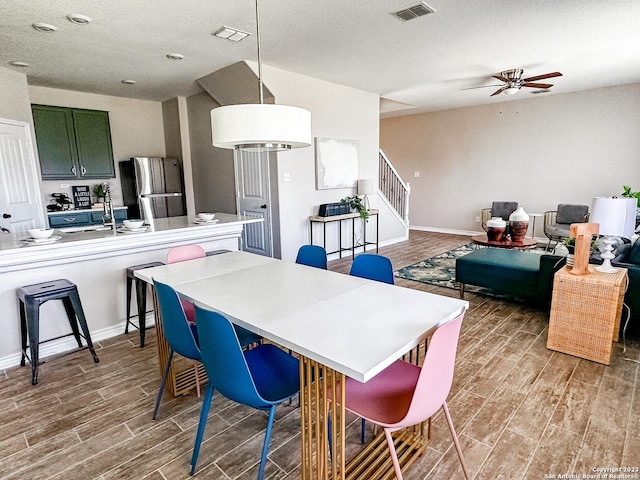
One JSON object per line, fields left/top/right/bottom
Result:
{"left": 18, "top": 279, "right": 99, "bottom": 385}
{"left": 125, "top": 262, "right": 163, "bottom": 348}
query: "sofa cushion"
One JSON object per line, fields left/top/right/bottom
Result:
{"left": 625, "top": 240, "right": 640, "bottom": 265}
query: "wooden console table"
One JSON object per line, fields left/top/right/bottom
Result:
{"left": 547, "top": 265, "right": 627, "bottom": 365}
{"left": 309, "top": 209, "right": 379, "bottom": 258}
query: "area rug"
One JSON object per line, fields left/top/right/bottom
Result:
{"left": 394, "top": 243, "right": 522, "bottom": 301}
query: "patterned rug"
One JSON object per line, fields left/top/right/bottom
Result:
{"left": 394, "top": 243, "right": 522, "bottom": 300}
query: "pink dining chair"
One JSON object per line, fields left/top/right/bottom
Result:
{"left": 335, "top": 312, "right": 469, "bottom": 480}
{"left": 166, "top": 245, "right": 206, "bottom": 322}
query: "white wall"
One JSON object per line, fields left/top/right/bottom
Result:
{"left": 380, "top": 83, "right": 640, "bottom": 237}
{"left": 259, "top": 63, "right": 406, "bottom": 261}
{"left": 0, "top": 67, "right": 34, "bottom": 124}
{"left": 28, "top": 86, "right": 165, "bottom": 206}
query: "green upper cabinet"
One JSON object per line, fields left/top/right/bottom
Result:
{"left": 32, "top": 105, "right": 115, "bottom": 180}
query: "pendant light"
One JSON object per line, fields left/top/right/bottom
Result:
{"left": 210, "top": 0, "right": 311, "bottom": 151}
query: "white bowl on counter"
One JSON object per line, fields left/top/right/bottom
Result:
{"left": 27, "top": 228, "right": 55, "bottom": 239}
{"left": 197, "top": 213, "right": 215, "bottom": 221}
{"left": 123, "top": 219, "right": 144, "bottom": 230}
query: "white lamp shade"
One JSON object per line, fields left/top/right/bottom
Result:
{"left": 503, "top": 87, "right": 520, "bottom": 95}
{"left": 210, "top": 104, "right": 311, "bottom": 150}
{"left": 590, "top": 197, "right": 637, "bottom": 238}
{"left": 357, "top": 179, "right": 374, "bottom": 195}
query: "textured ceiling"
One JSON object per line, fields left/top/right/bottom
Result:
{"left": 2, "top": 0, "right": 639, "bottom": 117}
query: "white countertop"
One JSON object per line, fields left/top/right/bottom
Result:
{"left": 0, "top": 214, "right": 262, "bottom": 272}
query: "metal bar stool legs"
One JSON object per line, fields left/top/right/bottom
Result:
{"left": 18, "top": 279, "right": 99, "bottom": 385}
{"left": 124, "top": 262, "right": 163, "bottom": 348}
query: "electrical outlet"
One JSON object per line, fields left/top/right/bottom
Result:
{"left": 475, "top": 216, "right": 481, "bottom": 223}
{"left": 60, "top": 183, "right": 70, "bottom": 188}
{"left": 283, "top": 172, "right": 291, "bottom": 182}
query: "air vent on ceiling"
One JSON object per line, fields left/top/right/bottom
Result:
{"left": 391, "top": 2, "right": 435, "bottom": 21}
{"left": 530, "top": 89, "right": 551, "bottom": 94}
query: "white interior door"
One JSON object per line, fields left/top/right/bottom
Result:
{"left": 234, "top": 149, "right": 273, "bottom": 257}
{"left": 0, "top": 118, "right": 45, "bottom": 234}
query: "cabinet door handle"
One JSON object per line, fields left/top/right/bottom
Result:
{"left": 2, "top": 213, "right": 11, "bottom": 219}
{"left": 81, "top": 165, "right": 87, "bottom": 176}
{"left": 71, "top": 166, "right": 77, "bottom": 175}
{"left": 64, "top": 217, "right": 77, "bottom": 222}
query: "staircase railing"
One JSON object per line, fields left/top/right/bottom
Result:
{"left": 379, "top": 149, "right": 410, "bottom": 224}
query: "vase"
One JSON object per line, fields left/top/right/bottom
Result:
{"left": 486, "top": 217, "right": 507, "bottom": 242}
{"left": 509, "top": 207, "right": 529, "bottom": 242}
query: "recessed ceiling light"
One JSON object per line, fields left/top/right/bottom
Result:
{"left": 166, "top": 53, "right": 184, "bottom": 60}
{"left": 32, "top": 22, "right": 57, "bottom": 33}
{"left": 66, "top": 14, "right": 92, "bottom": 25}
{"left": 121, "top": 79, "right": 137, "bottom": 85}
{"left": 10, "top": 61, "right": 30, "bottom": 68}
{"left": 213, "top": 26, "right": 249, "bottom": 42}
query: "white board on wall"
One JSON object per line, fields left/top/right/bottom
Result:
{"left": 315, "top": 137, "right": 359, "bottom": 190}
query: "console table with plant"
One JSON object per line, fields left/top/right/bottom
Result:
{"left": 308, "top": 209, "right": 379, "bottom": 259}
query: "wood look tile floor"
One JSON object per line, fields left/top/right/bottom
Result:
{"left": 1, "top": 231, "right": 638, "bottom": 479}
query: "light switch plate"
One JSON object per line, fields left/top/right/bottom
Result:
{"left": 283, "top": 173, "right": 291, "bottom": 182}
{"left": 413, "top": 172, "right": 420, "bottom": 178}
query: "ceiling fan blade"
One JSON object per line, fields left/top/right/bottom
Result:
{"left": 461, "top": 84, "right": 503, "bottom": 91}
{"left": 490, "top": 86, "right": 507, "bottom": 97}
{"left": 522, "top": 82, "right": 554, "bottom": 89}
{"left": 492, "top": 75, "right": 509, "bottom": 83}
{"left": 523, "top": 72, "right": 563, "bottom": 82}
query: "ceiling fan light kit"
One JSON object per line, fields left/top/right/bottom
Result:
{"left": 467, "top": 68, "right": 563, "bottom": 97}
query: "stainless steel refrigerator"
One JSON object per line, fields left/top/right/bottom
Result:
{"left": 119, "top": 157, "right": 185, "bottom": 221}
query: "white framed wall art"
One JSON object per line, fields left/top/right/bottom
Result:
{"left": 315, "top": 137, "right": 359, "bottom": 190}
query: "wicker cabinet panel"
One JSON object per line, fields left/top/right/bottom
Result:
{"left": 547, "top": 266, "right": 627, "bottom": 365}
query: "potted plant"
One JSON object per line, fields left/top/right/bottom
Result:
{"left": 341, "top": 195, "right": 369, "bottom": 220}
{"left": 92, "top": 183, "right": 107, "bottom": 206}
{"left": 621, "top": 185, "right": 640, "bottom": 208}
{"left": 561, "top": 236, "right": 599, "bottom": 267}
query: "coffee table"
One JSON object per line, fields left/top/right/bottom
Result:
{"left": 471, "top": 234, "right": 538, "bottom": 250}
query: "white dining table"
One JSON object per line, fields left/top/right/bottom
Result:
{"left": 135, "top": 250, "right": 468, "bottom": 479}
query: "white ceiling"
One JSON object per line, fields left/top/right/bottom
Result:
{"left": 2, "top": 0, "right": 640, "bottom": 118}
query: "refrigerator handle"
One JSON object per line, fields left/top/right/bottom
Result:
{"left": 139, "top": 193, "right": 183, "bottom": 198}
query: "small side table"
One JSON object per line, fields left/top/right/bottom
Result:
{"left": 528, "top": 213, "right": 544, "bottom": 238}
{"left": 547, "top": 265, "right": 627, "bottom": 365}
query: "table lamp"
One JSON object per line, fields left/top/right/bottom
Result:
{"left": 357, "top": 179, "right": 374, "bottom": 211}
{"left": 590, "top": 196, "right": 636, "bottom": 273}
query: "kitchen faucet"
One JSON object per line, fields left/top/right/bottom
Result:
{"left": 102, "top": 183, "right": 115, "bottom": 229}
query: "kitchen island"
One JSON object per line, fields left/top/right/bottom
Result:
{"left": 0, "top": 214, "right": 262, "bottom": 369}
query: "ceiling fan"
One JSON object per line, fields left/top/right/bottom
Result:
{"left": 464, "top": 69, "right": 563, "bottom": 96}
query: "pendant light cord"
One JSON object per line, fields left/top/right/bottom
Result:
{"left": 255, "top": 0, "right": 264, "bottom": 105}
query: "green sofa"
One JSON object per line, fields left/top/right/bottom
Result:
{"left": 609, "top": 240, "right": 640, "bottom": 338}
{"left": 455, "top": 248, "right": 566, "bottom": 307}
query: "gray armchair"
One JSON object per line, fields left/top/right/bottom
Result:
{"left": 544, "top": 203, "right": 589, "bottom": 249}
{"left": 481, "top": 201, "right": 518, "bottom": 231}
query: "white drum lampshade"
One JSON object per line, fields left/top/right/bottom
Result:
{"left": 210, "top": 104, "right": 311, "bottom": 151}
{"left": 357, "top": 179, "right": 374, "bottom": 196}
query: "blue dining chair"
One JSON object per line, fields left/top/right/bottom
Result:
{"left": 152, "top": 279, "right": 202, "bottom": 420}
{"left": 295, "top": 244, "right": 328, "bottom": 269}
{"left": 349, "top": 253, "right": 394, "bottom": 285}
{"left": 191, "top": 305, "right": 300, "bottom": 478}
{"left": 152, "top": 280, "right": 261, "bottom": 420}
{"left": 349, "top": 253, "right": 394, "bottom": 443}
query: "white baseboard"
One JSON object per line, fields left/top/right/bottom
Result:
{"left": 326, "top": 233, "right": 408, "bottom": 261}
{"left": 0, "top": 314, "right": 156, "bottom": 371}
